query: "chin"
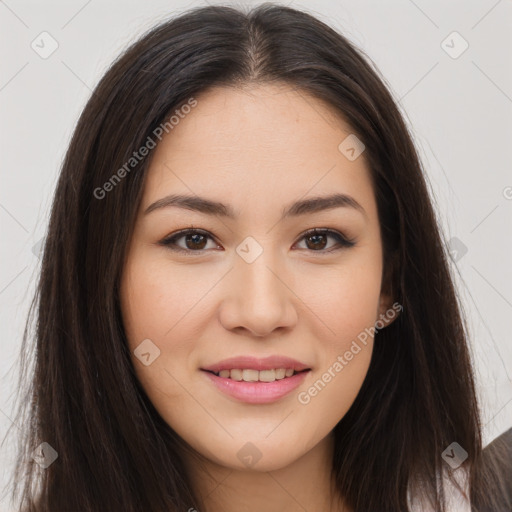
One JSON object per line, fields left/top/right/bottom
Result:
{"left": 210, "top": 436, "right": 314, "bottom": 473}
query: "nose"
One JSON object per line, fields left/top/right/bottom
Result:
{"left": 218, "top": 249, "right": 298, "bottom": 337}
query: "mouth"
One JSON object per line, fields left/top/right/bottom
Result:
{"left": 200, "top": 368, "right": 311, "bottom": 404}
{"left": 202, "top": 368, "right": 310, "bottom": 382}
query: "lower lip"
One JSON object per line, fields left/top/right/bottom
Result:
{"left": 201, "top": 370, "right": 310, "bottom": 404}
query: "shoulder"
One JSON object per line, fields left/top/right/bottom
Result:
{"left": 479, "top": 426, "right": 512, "bottom": 508}
{"left": 408, "top": 428, "right": 512, "bottom": 511}
{"left": 482, "top": 426, "right": 512, "bottom": 464}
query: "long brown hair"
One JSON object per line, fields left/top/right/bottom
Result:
{"left": 8, "top": 3, "right": 507, "bottom": 511}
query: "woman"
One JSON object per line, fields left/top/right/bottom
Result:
{"left": 9, "top": 3, "right": 508, "bottom": 511}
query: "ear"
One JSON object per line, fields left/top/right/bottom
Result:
{"left": 376, "top": 253, "right": 401, "bottom": 328}
{"left": 376, "top": 291, "right": 400, "bottom": 329}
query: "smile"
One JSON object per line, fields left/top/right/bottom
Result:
{"left": 206, "top": 368, "right": 305, "bottom": 382}
{"left": 201, "top": 368, "right": 311, "bottom": 404}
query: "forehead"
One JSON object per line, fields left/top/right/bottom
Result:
{"left": 142, "top": 84, "right": 376, "bottom": 222}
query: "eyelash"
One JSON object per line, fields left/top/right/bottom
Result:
{"left": 158, "top": 226, "right": 356, "bottom": 255}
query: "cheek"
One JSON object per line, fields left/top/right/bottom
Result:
{"left": 297, "top": 274, "right": 377, "bottom": 424}
{"left": 120, "top": 253, "right": 219, "bottom": 404}
{"left": 121, "top": 255, "right": 212, "bottom": 344}
{"left": 309, "top": 250, "right": 383, "bottom": 348}
{"left": 120, "top": 255, "right": 184, "bottom": 379}
{"left": 296, "top": 250, "right": 381, "bottom": 415}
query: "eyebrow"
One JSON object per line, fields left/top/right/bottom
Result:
{"left": 144, "top": 192, "right": 367, "bottom": 220}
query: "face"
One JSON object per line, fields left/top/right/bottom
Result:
{"left": 120, "top": 83, "right": 394, "bottom": 473}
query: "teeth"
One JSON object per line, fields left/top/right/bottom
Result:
{"left": 213, "top": 368, "right": 300, "bottom": 382}
{"left": 259, "top": 369, "right": 275, "bottom": 382}
{"left": 230, "top": 369, "right": 243, "bottom": 381}
{"left": 243, "top": 369, "right": 259, "bottom": 382}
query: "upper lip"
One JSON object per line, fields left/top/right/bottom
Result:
{"left": 201, "top": 355, "right": 311, "bottom": 373}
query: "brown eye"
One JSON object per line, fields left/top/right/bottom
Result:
{"left": 183, "top": 232, "right": 208, "bottom": 250}
{"left": 295, "top": 228, "right": 356, "bottom": 252}
{"left": 304, "top": 232, "right": 328, "bottom": 250}
{"left": 160, "top": 228, "right": 219, "bottom": 254}
{"left": 160, "top": 227, "right": 355, "bottom": 255}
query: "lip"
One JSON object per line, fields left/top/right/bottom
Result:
{"left": 201, "top": 368, "right": 310, "bottom": 404}
{"left": 201, "top": 355, "right": 311, "bottom": 373}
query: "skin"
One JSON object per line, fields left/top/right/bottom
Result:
{"left": 120, "top": 83, "right": 396, "bottom": 512}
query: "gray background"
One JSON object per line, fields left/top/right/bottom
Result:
{"left": 1, "top": 0, "right": 511, "bottom": 508}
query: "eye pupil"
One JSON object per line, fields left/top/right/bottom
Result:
{"left": 186, "top": 233, "right": 207, "bottom": 250}
{"left": 306, "top": 233, "right": 327, "bottom": 250}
